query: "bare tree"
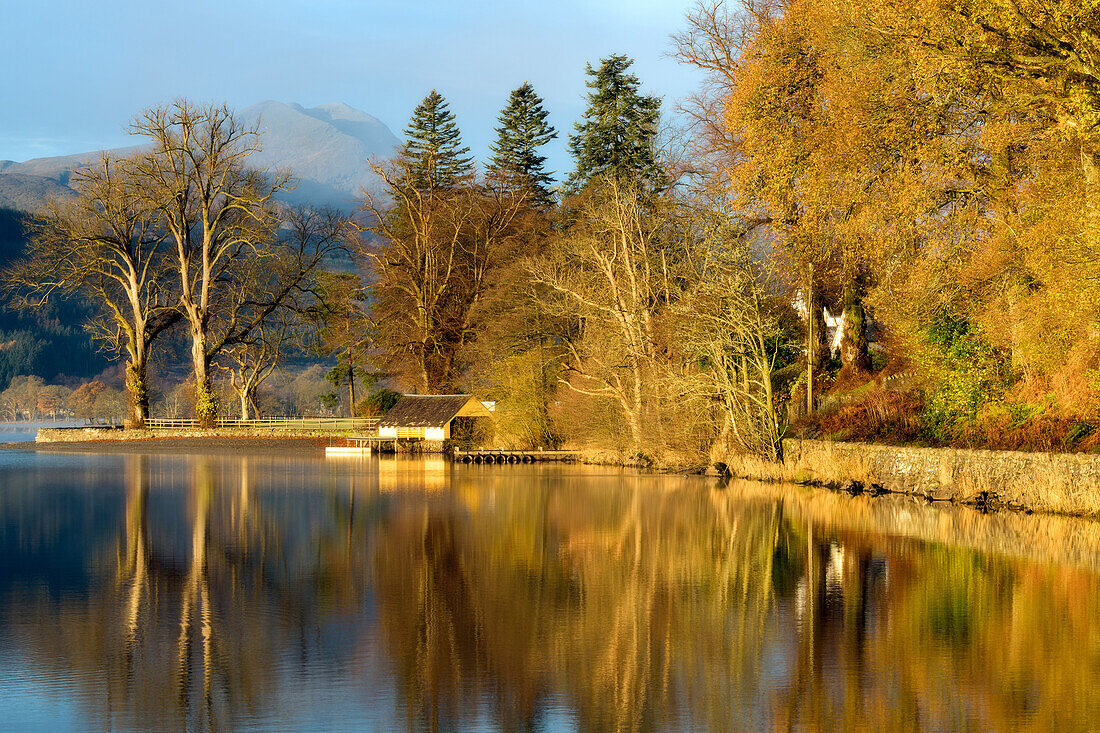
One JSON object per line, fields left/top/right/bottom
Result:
{"left": 678, "top": 266, "right": 788, "bottom": 461}
{"left": 529, "top": 177, "right": 686, "bottom": 450}
{"left": 219, "top": 316, "right": 290, "bottom": 420}
{"left": 361, "top": 159, "right": 528, "bottom": 393}
{"left": 5, "top": 153, "right": 178, "bottom": 426}
{"left": 126, "top": 100, "right": 291, "bottom": 424}
{"left": 214, "top": 206, "right": 355, "bottom": 419}
{"left": 127, "top": 101, "right": 352, "bottom": 424}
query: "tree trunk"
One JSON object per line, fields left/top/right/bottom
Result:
{"left": 840, "top": 279, "right": 871, "bottom": 373}
{"left": 126, "top": 359, "right": 149, "bottom": 429}
{"left": 805, "top": 282, "right": 829, "bottom": 414}
{"left": 622, "top": 397, "right": 644, "bottom": 455}
{"left": 806, "top": 285, "right": 816, "bottom": 415}
{"left": 239, "top": 390, "right": 252, "bottom": 421}
{"left": 416, "top": 343, "right": 430, "bottom": 395}
{"left": 191, "top": 331, "right": 217, "bottom": 427}
{"left": 347, "top": 365, "right": 356, "bottom": 417}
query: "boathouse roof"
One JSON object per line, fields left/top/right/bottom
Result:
{"left": 377, "top": 394, "right": 493, "bottom": 428}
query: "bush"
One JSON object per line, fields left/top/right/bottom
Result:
{"left": 818, "top": 388, "right": 924, "bottom": 443}
{"left": 918, "top": 313, "right": 1012, "bottom": 443}
{"left": 358, "top": 387, "right": 402, "bottom": 417}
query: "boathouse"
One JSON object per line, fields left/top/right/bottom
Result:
{"left": 377, "top": 394, "right": 494, "bottom": 441}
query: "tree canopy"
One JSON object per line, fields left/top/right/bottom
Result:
{"left": 567, "top": 55, "right": 664, "bottom": 192}
{"left": 397, "top": 90, "right": 475, "bottom": 192}
{"left": 487, "top": 82, "right": 558, "bottom": 205}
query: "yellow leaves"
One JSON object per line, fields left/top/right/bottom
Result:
{"left": 688, "top": 0, "right": 1100, "bottom": 421}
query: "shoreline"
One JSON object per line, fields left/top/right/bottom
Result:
{"left": 14, "top": 428, "right": 1100, "bottom": 521}
{"left": 3, "top": 435, "right": 334, "bottom": 455}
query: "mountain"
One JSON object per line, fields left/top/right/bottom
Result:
{"left": 239, "top": 101, "right": 399, "bottom": 207}
{"left": 0, "top": 101, "right": 400, "bottom": 212}
{"left": 0, "top": 172, "right": 76, "bottom": 212}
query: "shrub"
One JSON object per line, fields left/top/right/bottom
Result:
{"left": 918, "top": 313, "right": 1012, "bottom": 443}
{"left": 358, "top": 387, "right": 402, "bottom": 417}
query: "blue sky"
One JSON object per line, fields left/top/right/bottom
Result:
{"left": 0, "top": 0, "right": 703, "bottom": 177}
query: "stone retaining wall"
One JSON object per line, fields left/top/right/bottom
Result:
{"left": 772, "top": 439, "right": 1100, "bottom": 516}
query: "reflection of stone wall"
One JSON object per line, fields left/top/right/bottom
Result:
{"left": 780, "top": 439, "right": 1100, "bottom": 516}
{"left": 726, "top": 480, "right": 1100, "bottom": 573}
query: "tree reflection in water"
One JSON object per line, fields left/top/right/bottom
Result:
{"left": 1, "top": 455, "right": 1099, "bottom": 731}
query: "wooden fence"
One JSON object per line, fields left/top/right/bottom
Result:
{"left": 143, "top": 417, "right": 379, "bottom": 431}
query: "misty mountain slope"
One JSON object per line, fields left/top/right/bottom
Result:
{"left": 0, "top": 173, "right": 76, "bottom": 211}
{"left": 0, "top": 147, "right": 141, "bottom": 185}
{"left": 0, "top": 101, "right": 398, "bottom": 212}
{"left": 239, "top": 100, "right": 399, "bottom": 207}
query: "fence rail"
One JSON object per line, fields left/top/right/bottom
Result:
{"left": 143, "top": 417, "right": 379, "bottom": 431}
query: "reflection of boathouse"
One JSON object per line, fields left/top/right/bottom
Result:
{"left": 377, "top": 394, "right": 494, "bottom": 442}
{"left": 377, "top": 455, "right": 449, "bottom": 493}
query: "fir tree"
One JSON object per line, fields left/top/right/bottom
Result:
{"left": 398, "top": 90, "right": 474, "bottom": 191}
{"left": 487, "top": 82, "right": 558, "bottom": 205}
{"left": 567, "top": 54, "right": 664, "bottom": 191}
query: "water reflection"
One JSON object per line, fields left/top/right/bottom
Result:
{"left": 0, "top": 453, "right": 1098, "bottom": 731}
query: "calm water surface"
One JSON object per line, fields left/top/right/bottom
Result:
{"left": 0, "top": 449, "right": 1099, "bottom": 731}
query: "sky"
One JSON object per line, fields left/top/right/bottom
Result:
{"left": 0, "top": 0, "right": 704, "bottom": 178}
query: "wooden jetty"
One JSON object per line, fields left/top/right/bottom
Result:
{"left": 324, "top": 435, "right": 395, "bottom": 456}
{"left": 454, "top": 449, "right": 579, "bottom": 464}
{"left": 324, "top": 439, "right": 579, "bottom": 463}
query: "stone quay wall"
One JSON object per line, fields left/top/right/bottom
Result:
{"left": 771, "top": 439, "right": 1100, "bottom": 516}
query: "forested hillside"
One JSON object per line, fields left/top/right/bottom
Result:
{"left": 0, "top": 207, "right": 110, "bottom": 390}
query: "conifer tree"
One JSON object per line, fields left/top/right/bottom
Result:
{"left": 567, "top": 55, "right": 663, "bottom": 191}
{"left": 487, "top": 82, "right": 558, "bottom": 205}
{"left": 397, "top": 90, "right": 474, "bottom": 191}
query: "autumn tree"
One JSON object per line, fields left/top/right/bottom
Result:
{"left": 882, "top": 0, "right": 1100, "bottom": 154}
{"left": 675, "top": 0, "right": 983, "bottom": 414}
{"left": 0, "top": 375, "right": 45, "bottom": 420}
{"left": 69, "top": 381, "right": 108, "bottom": 419}
{"left": 705, "top": 3, "right": 837, "bottom": 409}
{"left": 5, "top": 153, "right": 179, "bottom": 426}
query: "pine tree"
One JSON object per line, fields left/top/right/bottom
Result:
{"left": 567, "top": 54, "right": 664, "bottom": 192}
{"left": 487, "top": 82, "right": 558, "bottom": 205}
{"left": 398, "top": 90, "right": 474, "bottom": 191}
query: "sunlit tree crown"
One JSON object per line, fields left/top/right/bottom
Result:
{"left": 398, "top": 90, "right": 474, "bottom": 191}
{"left": 567, "top": 54, "right": 664, "bottom": 192}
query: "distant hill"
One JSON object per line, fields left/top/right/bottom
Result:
{"left": 0, "top": 101, "right": 399, "bottom": 213}
{"left": 0, "top": 207, "right": 112, "bottom": 389}
{"left": 0, "top": 172, "right": 76, "bottom": 212}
